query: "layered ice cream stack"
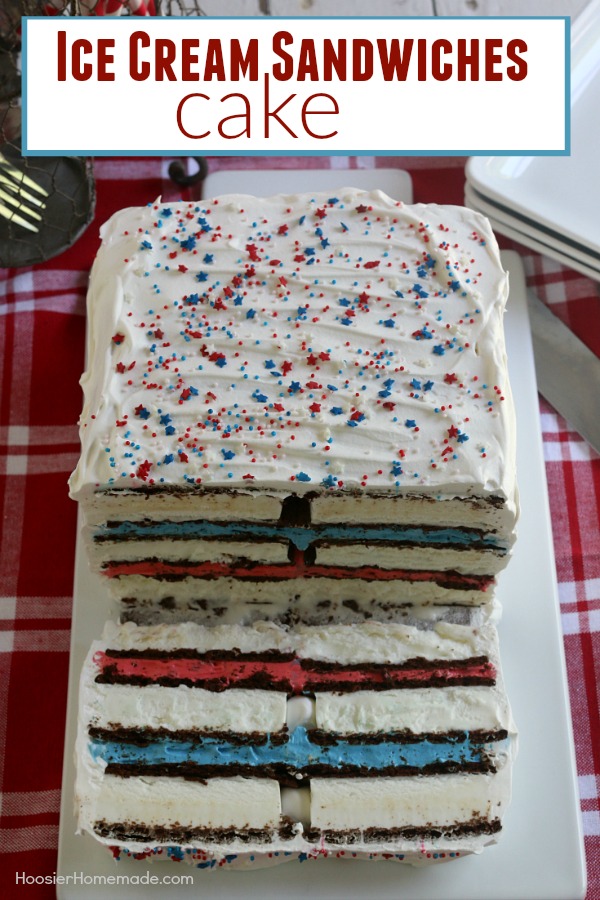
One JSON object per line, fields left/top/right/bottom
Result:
{"left": 70, "top": 189, "right": 518, "bottom": 867}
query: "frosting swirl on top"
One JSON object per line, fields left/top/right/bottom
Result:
{"left": 69, "top": 189, "right": 515, "bottom": 499}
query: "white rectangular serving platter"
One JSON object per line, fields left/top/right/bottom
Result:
{"left": 57, "top": 167, "right": 586, "bottom": 899}
{"left": 467, "top": 0, "right": 600, "bottom": 259}
{"left": 200, "top": 166, "right": 414, "bottom": 203}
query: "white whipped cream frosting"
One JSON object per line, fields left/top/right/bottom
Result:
{"left": 69, "top": 189, "right": 516, "bottom": 501}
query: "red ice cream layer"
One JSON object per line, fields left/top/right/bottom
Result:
{"left": 93, "top": 652, "right": 496, "bottom": 690}
{"left": 102, "top": 560, "right": 492, "bottom": 592}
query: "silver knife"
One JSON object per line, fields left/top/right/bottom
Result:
{"left": 527, "top": 287, "right": 600, "bottom": 455}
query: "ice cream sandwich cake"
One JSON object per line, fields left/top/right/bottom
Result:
{"left": 69, "top": 189, "right": 518, "bottom": 623}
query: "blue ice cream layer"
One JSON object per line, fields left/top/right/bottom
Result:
{"left": 95, "top": 521, "right": 507, "bottom": 552}
{"left": 90, "top": 727, "right": 501, "bottom": 771}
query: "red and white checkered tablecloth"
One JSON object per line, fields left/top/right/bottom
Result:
{"left": 0, "top": 155, "right": 598, "bottom": 899}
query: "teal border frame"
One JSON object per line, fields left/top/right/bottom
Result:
{"left": 21, "top": 15, "right": 570, "bottom": 157}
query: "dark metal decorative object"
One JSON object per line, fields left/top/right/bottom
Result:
{"left": 168, "top": 157, "right": 209, "bottom": 188}
{"left": 0, "top": 1, "right": 211, "bottom": 268}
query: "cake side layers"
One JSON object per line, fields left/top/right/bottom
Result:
{"left": 83, "top": 489, "right": 518, "bottom": 532}
{"left": 76, "top": 618, "right": 516, "bottom": 867}
{"left": 87, "top": 496, "right": 512, "bottom": 620}
{"left": 113, "top": 574, "right": 493, "bottom": 625}
{"left": 89, "top": 517, "right": 510, "bottom": 575}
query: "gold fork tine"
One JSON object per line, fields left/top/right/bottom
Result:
{"left": 0, "top": 153, "right": 50, "bottom": 198}
{"left": 0, "top": 186, "right": 44, "bottom": 222}
{"left": 0, "top": 173, "right": 47, "bottom": 210}
{"left": 0, "top": 154, "right": 49, "bottom": 233}
{"left": 0, "top": 201, "right": 40, "bottom": 233}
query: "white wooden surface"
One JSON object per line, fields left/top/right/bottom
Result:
{"left": 192, "top": 0, "right": 590, "bottom": 16}
{"left": 269, "top": 0, "right": 432, "bottom": 14}
{"left": 434, "top": 0, "right": 589, "bottom": 16}
{"left": 173, "top": 0, "right": 266, "bottom": 14}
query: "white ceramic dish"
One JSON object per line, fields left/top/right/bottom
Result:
{"left": 57, "top": 166, "right": 586, "bottom": 899}
{"left": 472, "top": 198, "right": 600, "bottom": 283}
{"left": 467, "top": 0, "right": 600, "bottom": 258}
{"left": 464, "top": 183, "right": 600, "bottom": 271}
{"left": 465, "top": 185, "right": 600, "bottom": 282}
